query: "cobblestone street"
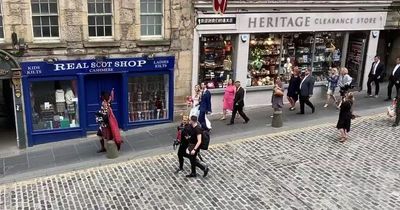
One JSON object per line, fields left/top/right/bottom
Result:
{"left": 1, "top": 114, "right": 400, "bottom": 210}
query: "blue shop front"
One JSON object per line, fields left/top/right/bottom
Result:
{"left": 21, "top": 56, "right": 175, "bottom": 146}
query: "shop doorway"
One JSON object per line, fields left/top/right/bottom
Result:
{"left": 0, "top": 79, "right": 17, "bottom": 153}
{"left": 345, "top": 32, "right": 368, "bottom": 90}
{"left": 85, "top": 74, "right": 123, "bottom": 131}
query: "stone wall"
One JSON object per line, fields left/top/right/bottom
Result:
{"left": 0, "top": 0, "right": 195, "bottom": 114}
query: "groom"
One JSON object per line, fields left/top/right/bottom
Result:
{"left": 199, "top": 82, "right": 212, "bottom": 131}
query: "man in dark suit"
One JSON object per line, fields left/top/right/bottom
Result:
{"left": 367, "top": 56, "right": 385, "bottom": 98}
{"left": 199, "top": 82, "right": 212, "bottom": 131}
{"left": 385, "top": 57, "right": 400, "bottom": 101}
{"left": 297, "top": 68, "right": 315, "bottom": 114}
{"left": 228, "top": 81, "right": 249, "bottom": 125}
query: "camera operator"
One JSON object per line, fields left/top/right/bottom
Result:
{"left": 186, "top": 115, "right": 209, "bottom": 178}
{"left": 337, "top": 67, "right": 353, "bottom": 107}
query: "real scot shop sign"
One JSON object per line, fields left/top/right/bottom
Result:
{"left": 21, "top": 56, "right": 175, "bottom": 76}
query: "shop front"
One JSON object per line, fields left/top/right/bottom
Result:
{"left": 21, "top": 56, "right": 175, "bottom": 146}
{"left": 193, "top": 12, "right": 387, "bottom": 112}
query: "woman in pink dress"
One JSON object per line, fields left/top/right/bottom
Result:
{"left": 221, "top": 79, "right": 236, "bottom": 120}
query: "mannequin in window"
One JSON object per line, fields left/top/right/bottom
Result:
{"left": 55, "top": 89, "right": 65, "bottom": 114}
{"left": 65, "top": 87, "right": 76, "bottom": 124}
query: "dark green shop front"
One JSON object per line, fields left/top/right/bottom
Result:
{"left": 21, "top": 56, "right": 175, "bottom": 146}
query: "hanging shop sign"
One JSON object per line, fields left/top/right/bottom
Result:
{"left": 20, "top": 56, "right": 175, "bottom": 77}
{"left": 213, "top": 0, "right": 228, "bottom": 15}
{"left": 239, "top": 12, "right": 387, "bottom": 33}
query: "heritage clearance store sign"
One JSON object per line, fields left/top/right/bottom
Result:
{"left": 237, "top": 12, "right": 387, "bottom": 32}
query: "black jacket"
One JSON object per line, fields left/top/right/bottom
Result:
{"left": 389, "top": 64, "right": 400, "bottom": 83}
{"left": 234, "top": 86, "right": 245, "bottom": 107}
{"left": 299, "top": 75, "right": 315, "bottom": 97}
{"left": 369, "top": 62, "right": 385, "bottom": 79}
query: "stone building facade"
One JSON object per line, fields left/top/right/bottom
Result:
{"left": 0, "top": 0, "right": 195, "bottom": 148}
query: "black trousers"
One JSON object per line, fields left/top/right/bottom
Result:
{"left": 189, "top": 150, "right": 206, "bottom": 175}
{"left": 299, "top": 95, "right": 314, "bottom": 114}
{"left": 177, "top": 144, "right": 190, "bottom": 170}
{"left": 387, "top": 79, "right": 400, "bottom": 99}
{"left": 367, "top": 77, "right": 380, "bottom": 95}
{"left": 230, "top": 104, "right": 249, "bottom": 124}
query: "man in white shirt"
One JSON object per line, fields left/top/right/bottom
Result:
{"left": 367, "top": 56, "right": 385, "bottom": 98}
{"left": 385, "top": 57, "right": 400, "bottom": 101}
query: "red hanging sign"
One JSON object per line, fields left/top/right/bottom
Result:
{"left": 213, "top": 0, "right": 228, "bottom": 15}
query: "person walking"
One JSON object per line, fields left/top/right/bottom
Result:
{"left": 392, "top": 96, "right": 400, "bottom": 127}
{"left": 367, "top": 56, "right": 385, "bottom": 98}
{"left": 199, "top": 82, "right": 212, "bottom": 131}
{"left": 385, "top": 57, "right": 400, "bottom": 101}
{"left": 297, "top": 68, "right": 315, "bottom": 115}
{"left": 188, "top": 84, "right": 201, "bottom": 117}
{"left": 227, "top": 81, "right": 249, "bottom": 125}
{"left": 185, "top": 115, "right": 209, "bottom": 178}
{"left": 271, "top": 77, "right": 284, "bottom": 112}
{"left": 337, "top": 67, "right": 353, "bottom": 108}
{"left": 324, "top": 68, "right": 339, "bottom": 108}
{"left": 175, "top": 122, "right": 191, "bottom": 174}
{"left": 221, "top": 79, "right": 236, "bottom": 120}
{"left": 337, "top": 93, "right": 354, "bottom": 142}
{"left": 287, "top": 66, "right": 301, "bottom": 111}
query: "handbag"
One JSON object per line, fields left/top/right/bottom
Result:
{"left": 274, "top": 88, "right": 284, "bottom": 97}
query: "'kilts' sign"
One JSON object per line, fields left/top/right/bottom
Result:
{"left": 213, "top": 0, "right": 228, "bottom": 15}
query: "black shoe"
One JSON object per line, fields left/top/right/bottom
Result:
{"left": 243, "top": 120, "right": 249, "bottom": 124}
{"left": 296, "top": 112, "right": 304, "bottom": 115}
{"left": 392, "top": 124, "right": 398, "bottom": 127}
{"left": 203, "top": 166, "right": 209, "bottom": 178}
{"left": 312, "top": 108, "right": 315, "bottom": 113}
{"left": 227, "top": 122, "right": 234, "bottom": 125}
{"left": 385, "top": 98, "right": 392, "bottom": 101}
{"left": 97, "top": 148, "right": 106, "bottom": 153}
{"left": 186, "top": 173, "right": 197, "bottom": 178}
{"left": 174, "top": 168, "right": 183, "bottom": 174}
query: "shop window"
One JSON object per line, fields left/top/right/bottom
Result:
{"left": 313, "top": 32, "right": 344, "bottom": 82}
{"left": 30, "top": 80, "right": 79, "bottom": 131}
{"left": 248, "top": 34, "right": 282, "bottom": 86}
{"left": 88, "top": 0, "right": 113, "bottom": 37}
{"left": 199, "top": 34, "right": 234, "bottom": 89}
{"left": 31, "top": 0, "right": 59, "bottom": 38}
{"left": 140, "top": 0, "right": 163, "bottom": 37}
{"left": 248, "top": 32, "right": 344, "bottom": 86}
{"left": 0, "top": 2, "right": 4, "bottom": 39}
{"left": 128, "top": 74, "right": 169, "bottom": 122}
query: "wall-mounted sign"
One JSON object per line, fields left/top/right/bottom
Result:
{"left": 239, "top": 12, "right": 387, "bottom": 33}
{"left": 0, "top": 69, "right": 9, "bottom": 76}
{"left": 197, "top": 17, "right": 236, "bottom": 25}
{"left": 21, "top": 56, "right": 175, "bottom": 77}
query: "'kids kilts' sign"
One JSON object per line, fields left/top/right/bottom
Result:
{"left": 213, "top": 0, "right": 228, "bottom": 15}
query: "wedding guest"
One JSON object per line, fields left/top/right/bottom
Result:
{"left": 287, "top": 66, "right": 301, "bottom": 111}
{"left": 271, "top": 77, "right": 284, "bottom": 112}
{"left": 337, "top": 93, "right": 354, "bottom": 142}
{"left": 221, "top": 79, "right": 235, "bottom": 120}
{"left": 324, "top": 68, "right": 339, "bottom": 108}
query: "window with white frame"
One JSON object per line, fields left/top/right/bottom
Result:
{"left": 88, "top": 0, "right": 112, "bottom": 37}
{"left": 31, "top": 0, "right": 59, "bottom": 38}
{"left": 140, "top": 0, "right": 163, "bottom": 37}
{"left": 0, "top": 1, "right": 4, "bottom": 39}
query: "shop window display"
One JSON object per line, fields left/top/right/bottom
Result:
{"left": 199, "top": 34, "right": 234, "bottom": 89}
{"left": 313, "top": 32, "right": 344, "bottom": 81}
{"left": 248, "top": 34, "right": 282, "bottom": 86}
{"left": 30, "top": 80, "right": 79, "bottom": 130}
{"left": 248, "top": 32, "right": 344, "bottom": 86}
{"left": 128, "top": 74, "right": 169, "bottom": 122}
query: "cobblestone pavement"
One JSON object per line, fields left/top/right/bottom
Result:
{"left": 1, "top": 114, "right": 400, "bottom": 210}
